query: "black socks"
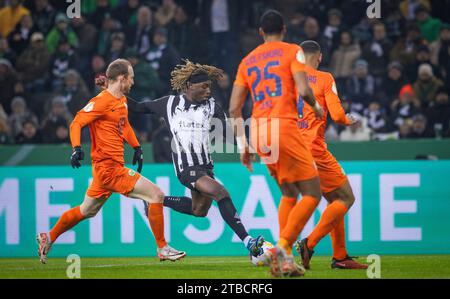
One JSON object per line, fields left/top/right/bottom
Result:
{"left": 217, "top": 197, "right": 248, "bottom": 241}
{"left": 163, "top": 196, "right": 193, "bottom": 215}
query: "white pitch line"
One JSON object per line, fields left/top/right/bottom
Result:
{"left": 3, "top": 259, "right": 247, "bottom": 271}
{"left": 4, "top": 145, "right": 35, "bottom": 166}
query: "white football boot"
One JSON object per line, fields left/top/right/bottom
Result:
{"left": 157, "top": 244, "right": 186, "bottom": 262}
{"left": 36, "top": 232, "right": 52, "bottom": 264}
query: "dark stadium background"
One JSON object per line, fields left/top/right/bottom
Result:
{"left": 0, "top": 0, "right": 449, "bottom": 153}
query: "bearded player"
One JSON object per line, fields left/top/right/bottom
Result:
{"left": 291, "top": 40, "right": 368, "bottom": 270}
{"left": 36, "top": 59, "right": 186, "bottom": 263}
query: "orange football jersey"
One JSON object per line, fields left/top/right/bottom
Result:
{"left": 298, "top": 65, "right": 350, "bottom": 153}
{"left": 70, "top": 90, "right": 139, "bottom": 165}
{"left": 234, "top": 41, "right": 306, "bottom": 120}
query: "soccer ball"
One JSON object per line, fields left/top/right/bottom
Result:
{"left": 250, "top": 241, "right": 274, "bottom": 266}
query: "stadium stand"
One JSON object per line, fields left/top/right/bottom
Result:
{"left": 0, "top": 0, "right": 449, "bottom": 149}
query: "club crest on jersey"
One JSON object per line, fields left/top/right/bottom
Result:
{"left": 83, "top": 102, "right": 94, "bottom": 112}
{"left": 332, "top": 82, "right": 338, "bottom": 95}
{"left": 128, "top": 169, "right": 136, "bottom": 176}
{"left": 296, "top": 49, "right": 306, "bottom": 64}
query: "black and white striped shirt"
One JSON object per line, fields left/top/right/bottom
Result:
{"left": 128, "top": 95, "right": 229, "bottom": 176}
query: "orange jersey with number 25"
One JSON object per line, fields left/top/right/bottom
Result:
{"left": 234, "top": 41, "right": 306, "bottom": 121}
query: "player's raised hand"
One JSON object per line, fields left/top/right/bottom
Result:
{"left": 133, "top": 146, "right": 143, "bottom": 173}
{"left": 71, "top": 146, "right": 84, "bottom": 168}
{"left": 346, "top": 113, "right": 360, "bottom": 125}
{"left": 241, "top": 151, "right": 256, "bottom": 173}
{"left": 95, "top": 74, "right": 108, "bottom": 90}
{"left": 312, "top": 102, "right": 323, "bottom": 119}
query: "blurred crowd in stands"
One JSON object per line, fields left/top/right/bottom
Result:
{"left": 0, "top": 0, "right": 449, "bottom": 149}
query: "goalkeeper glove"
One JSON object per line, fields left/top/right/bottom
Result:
{"left": 133, "top": 146, "right": 143, "bottom": 173}
{"left": 71, "top": 146, "right": 84, "bottom": 168}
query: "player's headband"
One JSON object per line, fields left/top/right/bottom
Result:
{"left": 188, "top": 71, "right": 210, "bottom": 84}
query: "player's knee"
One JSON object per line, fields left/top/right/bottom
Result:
{"left": 152, "top": 188, "right": 165, "bottom": 203}
{"left": 342, "top": 193, "right": 355, "bottom": 208}
{"left": 82, "top": 206, "right": 100, "bottom": 218}
{"left": 215, "top": 187, "right": 229, "bottom": 200}
{"left": 192, "top": 208, "right": 208, "bottom": 217}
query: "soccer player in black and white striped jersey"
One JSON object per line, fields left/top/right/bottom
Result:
{"left": 98, "top": 60, "right": 265, "bottom": 257}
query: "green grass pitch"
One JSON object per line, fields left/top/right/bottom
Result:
{"left": 1, "top": 255, "right": 450, "bottom": 279}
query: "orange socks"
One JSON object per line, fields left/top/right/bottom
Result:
{"left": 330, "top": 216, "right": 348, "bottom": 260}
{"left": 148, "top": 203, "right": 167, "bottom": 249}
{"left": 50, "top": 206, "right": 85, "bottom": 243}
{"left": 307, "top": 200, "right": 348, "bottom": 250}
{"left": 277, "top": 238, "right": 292, "bottom": 255}
{"left": 278, "top": 196, "right": 297, "bottom": 234}
{"left": 280, "top": 195, "right": 319, "bottom": 246}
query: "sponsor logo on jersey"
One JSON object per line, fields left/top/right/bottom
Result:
{"left": 178, "top": 120, "right": 206, "bottom": 129}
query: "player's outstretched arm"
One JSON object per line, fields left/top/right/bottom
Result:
{"left": 122, "top": 117, "right": 143, "bottom": 172}
{"left": 324, "top": 74, "right": 354, "bottom": 126}
{"left": 229, "top": 84, "right": 256, "bottom": 172}
{"left": 127, "top": 96, "right": 168, "bottom": 115}
{"left": 69, "top": 97, "right": 110, "bottom": 168}
{"left": 229, "top": 84, "right": 248, "bottom": 142}
{"left": 212, "top": 101, "right": 236, "bottom": 146}
{"left": 69, "top": 118, "right": 86, "bottom": 168}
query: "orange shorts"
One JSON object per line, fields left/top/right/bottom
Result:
{"left": 313, "top": 150, "right": 348, "bottom": 194}
{"left": 251, "top": 119, "right": 318, "bottom": 185}
{"left": 86, "top": 161, "right": 141, "bottom": 199}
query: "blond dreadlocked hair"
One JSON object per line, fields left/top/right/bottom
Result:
{"left": 170, "top": 59, "right": 224, "bottom": 92}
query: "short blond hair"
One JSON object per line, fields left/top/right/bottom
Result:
{"left": 106, "top": 59, "right": 131, "bottom": 81}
